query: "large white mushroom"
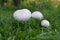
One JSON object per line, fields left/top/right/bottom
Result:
{"left": 13, "top": 9, "right": 31, "bottom": 30}
{"left": 31, "top": 11, "right": 43, "bottom": 20}
{"left": 13, "top": 9, "right": 31, "bottom": 22}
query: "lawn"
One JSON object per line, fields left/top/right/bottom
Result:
{"left": 0, "top": 2, "right": 60, "bottom": 40}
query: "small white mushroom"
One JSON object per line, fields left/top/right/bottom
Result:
{"left": 31, "top": 11, "right": 43, "bottom": 20}
{"left": 41, "top": 20, "right": 50, "bottom": 27}
{"left": 41, "top": 20, "right": 51, "bottom": 33}
{"left": 13, "top": 9, "right": 31, "bottom": 22}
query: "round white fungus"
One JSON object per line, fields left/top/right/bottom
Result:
{"left": 41, "top": 20, "right": 50, "bottom": 27}
{"left": 31, "top": 11, "right": 43, "bottom": 20}
{"left": 13, "top": 9, "right": 31, "bottom": 21}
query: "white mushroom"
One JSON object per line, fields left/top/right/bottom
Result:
{"left": 41, "top": 20, "right": 50, "bottom": 27}
{"left": 13, "top": 9, "right": 31, "bottom": 22}
{"left": 31, "top": 11, "right": 43, "bottom": 20}
{"left": 41, "top": 20, "right": 51, "bottom": 33}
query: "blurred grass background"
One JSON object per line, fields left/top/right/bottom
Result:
{"left": 0, "top": 0, "right": 60, "bottom": 40}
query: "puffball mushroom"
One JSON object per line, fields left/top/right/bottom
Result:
{"left": 31, "top": 11, "right": 43, "bottom": 20}
{"left": 13, "top": 9, "right": 31, "bottom": 31}
{"left": 13, "top": 9, "right": 31, "bottom": 22}
{"left": 41, "top": 20, "right": 51, "bottom": 32}
{"left": 41, "top": 20, "right": 50, "bottom": 28}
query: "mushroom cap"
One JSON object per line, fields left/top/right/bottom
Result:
{"left": 13, "top": 9, "right": 31, "bottom": 21}
{"left": 31, "top": 11, "right": 43, "bottom": 20}
{"left": 41, "top": 20, "right": 50, "bottom": 27}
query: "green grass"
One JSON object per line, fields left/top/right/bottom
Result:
{"left": 0, "top": 3, "right": 60, "bottom": 40}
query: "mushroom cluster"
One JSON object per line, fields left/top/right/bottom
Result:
{"left": 13, "top": 9, "right": 51, "bottom": 32}
{"left": 31, "top": 11, "right": 50, "bottom": 28}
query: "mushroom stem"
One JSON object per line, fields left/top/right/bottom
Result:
{"left": 20, "top": 22, "right": 25, "bottom": 31}
{"left": 16, "top": 21, "right": 20, "bottom": 28}
{"left": 47, "top": 27, "right": 51, "bottom": 31}
{"left": 42, "top": 27, "right": 44, "bottom": 33}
